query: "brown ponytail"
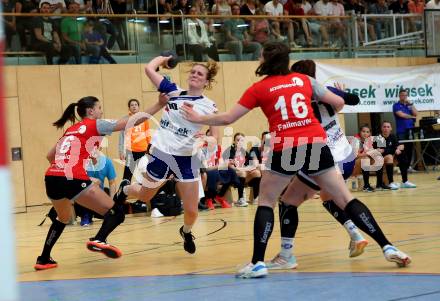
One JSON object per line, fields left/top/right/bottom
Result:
{"left": 52, "top": 96, "right": 99, "bottom": 128}
{"left": 53, "top": 103, "right": 78, "bottom": 129}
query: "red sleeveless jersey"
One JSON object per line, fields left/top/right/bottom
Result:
{"left": 45, "top": 118, "right": 102, "bottom": 180}
{"left": 238, "top": 73, "right": 326, "bottom": 151}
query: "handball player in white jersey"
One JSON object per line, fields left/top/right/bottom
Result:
{"left": 113, "top": 55, "right": 220, "bottom": 254}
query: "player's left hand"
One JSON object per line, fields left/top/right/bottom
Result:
{"left": 181, "top": 102, "right": 202, "bottom": 123}
{"left": 158, "top": 93, "right": 169, "bottom": 106}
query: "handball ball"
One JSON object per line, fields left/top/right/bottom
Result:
{"left": 160, "top": 50, "right": 179, "bottom": 69}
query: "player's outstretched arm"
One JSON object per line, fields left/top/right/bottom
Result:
{"left": 112, "top": 93, "right": 168, "bottom": 132}
{"left": 181, "top": 103, "right": 250, "bottom": 126}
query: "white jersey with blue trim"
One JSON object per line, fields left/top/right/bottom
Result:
{"left": 311, "top": 100, "right": 352, "bottom": 162}
{"left": 152, "top": 78, "right": 218, "bottom": 156}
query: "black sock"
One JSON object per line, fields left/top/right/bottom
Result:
{"left": 279, "top": 201, "right": 298, "bottom": 238}
{"left": 237, "top": 177, "right": 245, "bottom": 198}
{"left": 400, "top": 164, "right": 408, "bottom": 183}
{"left": 218, "top": 183, "right": 229, "bottom": 196}
{"left": 252, "top": 206, "right": 274, "bottom": 264}
{"left": 362, "top": 170, "right": 370, "bottom": 187}
{"left": 94, "top": 204, "right": 125, "bottom": 242}
{"left": 322, "top": 200, "right": 350, "bottom": 225}
{"left": 344, "top": 199, "right": 391, "bottom": 248}
{"left": 376, "top": 167, "right": 384, "bottom": 187}
{"left": 386, "top": 164, "right": 394, "bottom": 183}
{"left": 248, "top": 177, "right": 261, "bottom": 198}
{"left": 205, "top": 188, "right": 216, "bottom": 199}
{"left": 41, "top": 218, "right": 66, "bottom": 259}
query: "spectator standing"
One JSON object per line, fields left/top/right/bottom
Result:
{"left": 393, "top": 88, "right": 418, "bottom": 171}
{"left": 118, "top": 98, "right": 151, "bottom": 183}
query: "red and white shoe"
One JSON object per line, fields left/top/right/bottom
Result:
{"left": 86, "top": 239, "right": 122, "bottom": 259}
{"left": 383, "top": 245, "right": 411, "bottom": 267}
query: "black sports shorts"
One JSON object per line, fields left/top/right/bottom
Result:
{"left": 265, "top": 143, "right": 335, "bottom": 177}
{"left": 45, "top": 176, "right": 93, "bottom": 201}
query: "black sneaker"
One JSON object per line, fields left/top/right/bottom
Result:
{"left": 131, "top": 200, "right": 148, "bottom": 213}
{"left": 34, "top": 256, "right": 58, "bottom": 270}
{"left": 362, "top": 186, "right": 375, "bottom": 192}
{"left": 179, "top": 226, "right": 196, "bottom": 254}
{"left": 377, "top": 184, "right": 392, "bottom": 190}
{"left": 198, "top": 202, "right": 208, "bottom": 211}
{"left": 113, "top": 179, "right": 130, "bottom": 204}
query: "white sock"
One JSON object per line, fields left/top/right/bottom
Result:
{"left": 343, "top": 220, "right": 364, "bottom": 241}
{"left": 183, "top": 224, "right": 193, "bottom": 233}
{"left": 280, "top": 237, "right": 294, "bottom": 259}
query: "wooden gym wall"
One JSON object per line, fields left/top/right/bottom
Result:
{"left": 3, "top": 57, "right": 437, "bottom": 211}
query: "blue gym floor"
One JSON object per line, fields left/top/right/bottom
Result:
{"left": 21, "top": 272, "right": 440, "bottom": 301}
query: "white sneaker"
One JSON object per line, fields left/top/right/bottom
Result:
{"left": 236, "top": 261, "right": 268, "bottom": 278}
{"left": 266, "top": 254, "right": 298, "bottom": 270}
{"left": 252, "top": 196, "right": 259, "bottom": 205}
{"left": 383, "top": 245, "right": 412, "bottom": 267}
{"left": 408, "top": 166, "right": 417, "bottom": 173}
{"left": 389, "top": 182, "right": 400, "bottom": 190}
{"left": 235, "top": 197, "right": 248, "bottom": 207}
{"left": 401, "top": 181, "right": 417, "bottom": 188}
{"left": 349, "top": 239, "right": 368, "bottom": 258}
{"left": 151, "top": 208, "right": 164, "bottom": 218}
